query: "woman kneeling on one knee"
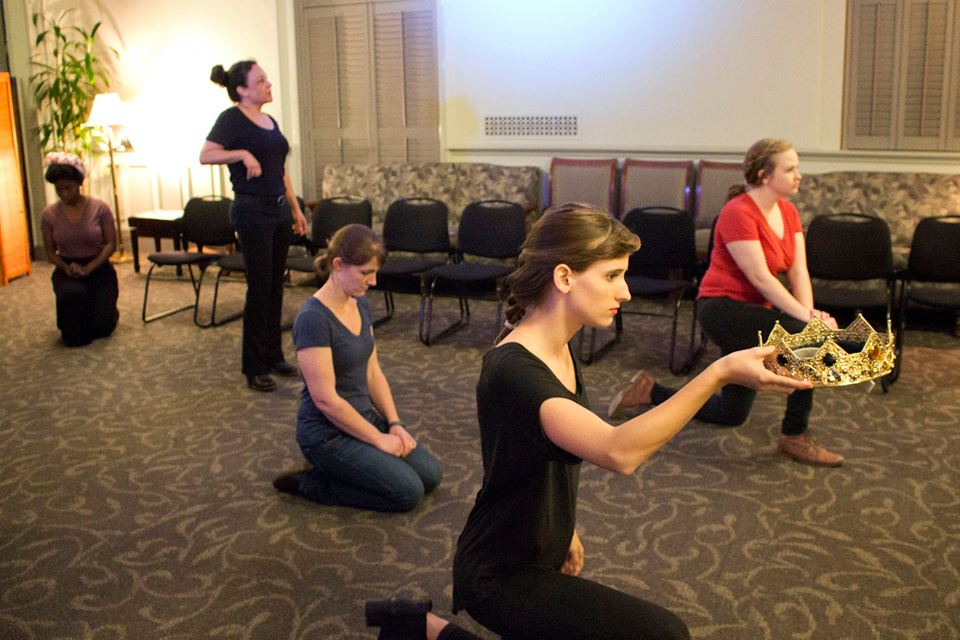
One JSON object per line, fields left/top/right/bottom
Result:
{"left": 273, "top": 224, "right": 442, "bottom": 512}
{"left": 40, "top": 152, "right": 119, "bottom": 347}
{"left": 609, "top": 138, "right": 844, "bottom": 467}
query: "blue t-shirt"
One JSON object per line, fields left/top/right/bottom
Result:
{"left": 206, "top": 106, "right": 289, "bottom": 198}
{"left": 293, "top": 295, "right": 375, "bottom": 447}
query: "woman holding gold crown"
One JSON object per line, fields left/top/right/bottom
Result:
{"left": 609, "top": 138, "right": 845, "bottom": 467}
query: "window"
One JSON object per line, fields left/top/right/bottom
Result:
{"left": 295, "top": 0, "right": 439, "bottom": 194}
{"left": 844, "top": 0, "right": 960, "bottom": 150}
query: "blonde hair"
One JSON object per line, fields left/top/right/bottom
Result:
{"left": 727, "top": 138, "right": 795, "bottom": 201}
{"left": 498, "top": 202, "right": 640, "bottom": 342}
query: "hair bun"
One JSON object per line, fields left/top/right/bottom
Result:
{"left": 210, "top": 64, "right": 228, "bottom": 86}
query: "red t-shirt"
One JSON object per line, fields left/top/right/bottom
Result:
{"left": 698, "top": 193, "right": 803, "bottom": 306}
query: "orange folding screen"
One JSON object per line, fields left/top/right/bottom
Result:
{"left": 0, "top": 72, "right": 31, "bottom": 285}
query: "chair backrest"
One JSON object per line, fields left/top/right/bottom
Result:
{"left": 312, "top": 196, "right": 373, "bottom": 248}
{"left": 908, "top": 215, "right": 960, "bottom": 281}
{"left": 694, "top": 160, "right": 742, "bottom": 230}
{"left": 806, "top": 213, "right": 893, "bottom": 280}
{"left": 181, "top": 197, "right": 235, "bottom": 249}
{"left": 622, "top": 206, "right": 697, "bottom": 276}
{"left": 382, "top": 197, "right": 450, "bottom": 253}
{"left": 620, "top": 160, "right": 693, "bottom": 217}
{"left": 457, "top": 200, "right": 527, "bottom": 259}
{"left": 549, "top": 158, "right": 618, "bottom": 216}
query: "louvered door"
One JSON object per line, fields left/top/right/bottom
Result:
{"left": 896, "top": 0, "right": 954, "bottom": 149}
{"left": 845, "top": 0, "right": 902, "bottom": 149}
{"left": 844, "top": 0, "right": 960, "bottom": 150}
{"left": 296, "top": 0, "right": 439, "bottom": 196}
{"left": 299, "top": 2, "right": 374, "bottom": 173}
{"left": 0, "top": 72, "right": 31, "bottom": 286}
{"left": 372, "top": 1, "right": 439, "bottom": 163}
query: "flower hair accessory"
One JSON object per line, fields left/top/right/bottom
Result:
{"left": 43, "top": 151, "right": 86, "bottom": 179}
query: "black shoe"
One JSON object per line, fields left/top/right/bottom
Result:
{"left": 270, "top": 361, "right": 299, "bottom": 377}
{"left": 272, "top": 468, "right": 307, "bottom": 495}
{"left": 246, "top": 374, "right": 277, "bottom": 392}
{"left": 365, "top": 599, "right": 431, "bottom": 640}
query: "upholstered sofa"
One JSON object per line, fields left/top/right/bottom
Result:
{"left": 792, "top": 172, "right": 960, "bottom": 267}
{"left": 318, "top": 162, "right": 543, "bottom": 229}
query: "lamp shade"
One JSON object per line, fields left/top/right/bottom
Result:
{"left": 85, "top": 93, "right": 125, "bottom": 128}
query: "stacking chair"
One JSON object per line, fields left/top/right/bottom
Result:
{"left": 694, "top": 161, "right": 742, "bottom": 253}
{"left": 806, "top": 212, "right": 898, "bottom": 388}
{"left": 549, "top": 158, "right": 618, "bottom": 216}
{"left": 896, "top": 215, "right": 960, "bottom": 374}
{"left": 372, "top": 198, "right": 451, "bottom": 327}
{"left": 141, "top": 196, "right": 235, "bottom": 324}
{"left": 620, "top": 160, "right": 694, "bottom": 219}
{"left": 205, "top": 248, "right": 246, "bottom": 328}
{"left": 580, "top": 207, "right": 702, "bottom": 372}
{"left": 286, "top": 196, "right": 373, "bottom": 278}
{"left": 418, "top": 200, "right": 526, "bottom": 345}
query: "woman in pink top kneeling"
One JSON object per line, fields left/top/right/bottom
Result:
{"left": 40, "top": 152, "right": 119, "bottom": 347}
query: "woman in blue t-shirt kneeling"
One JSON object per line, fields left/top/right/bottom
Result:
{"left": 273, "top": 224, "right": 442, "bottom": 512}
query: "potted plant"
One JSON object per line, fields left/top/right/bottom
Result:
{"left": 29, "top": 8, "right": 115, "bottom": 157}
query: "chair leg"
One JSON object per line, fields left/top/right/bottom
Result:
{"left": 419, "top": 278, "right": 469, "bottom": 346}
{"left": 670, "top": 295, "right": 703, "bottom": 375}
{"left": 201, "top": 269, "right": 244, "bottom": 328}
{"left": 142, "top": 263, "right": 203, "bottom": 323}
{"left": 578, "top": 310, "right": 623, "bottom": 364}
{"left": 372, "top": 291, "right": 395, "bottom": 328}
{"left": 888, "top": 279, "right": 909, "bottom": 384}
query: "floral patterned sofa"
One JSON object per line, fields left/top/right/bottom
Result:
{"left": 792, "top": 171, "right": 960, "bottom": 267}
{"left": 318, "top": 162, "right": 543, "bottom": 230}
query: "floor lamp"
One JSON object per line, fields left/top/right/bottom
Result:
{"left": 85, "top": 92, "right": 130, "bottom": 262}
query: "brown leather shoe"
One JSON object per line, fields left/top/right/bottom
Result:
{"left": 778, "top": 434, "right": 844, "bottom": 467}
{"left": 608, "top": 370, "right": 655, "bottom": 419}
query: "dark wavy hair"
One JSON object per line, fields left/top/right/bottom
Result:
{"left": 210, "top": 60, "right": 257, "bottom": 102}
{"left": 44, "top": 164, "right": 85, "bottom": 184}
{"left": 498, "top": 202, "right": 640, "bottom": 342}
{"left": 314, "top": 224, "right": 387, "bottom": 281}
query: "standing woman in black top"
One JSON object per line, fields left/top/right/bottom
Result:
{"left": 200, "top": 60, "right": 308, "bottom": 392}
{"left": 451, "top": 203, "right": 811, "bottom": 639}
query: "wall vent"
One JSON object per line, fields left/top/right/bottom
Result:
{"left": 483, "top": 115, "right": 578, "bottom": 137}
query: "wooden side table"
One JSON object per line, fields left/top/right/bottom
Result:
{"left": 127, "top": 210, "right": 184, "bottom": 273}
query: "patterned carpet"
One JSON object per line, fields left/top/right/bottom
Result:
{"left": 1, "top": 260, "right": 958, "bottom": 640}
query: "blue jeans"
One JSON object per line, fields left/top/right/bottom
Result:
{"left": 299, "top": 414, "right": 442, "bottom": 513}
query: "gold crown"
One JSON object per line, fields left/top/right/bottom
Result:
{"left": 758, "top": 314, "right": 895, "bottom": 387}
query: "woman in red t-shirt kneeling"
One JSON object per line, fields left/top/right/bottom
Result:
{"left": 609, "top": 138, "right": 844, "bottom": 467}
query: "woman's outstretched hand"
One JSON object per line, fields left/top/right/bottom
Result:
{"left": 716, "top": 346, "right": 813, "bottom": 394}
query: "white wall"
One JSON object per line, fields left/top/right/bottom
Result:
{"left": 437, "top": 0, "right": 960, "bottom": 173}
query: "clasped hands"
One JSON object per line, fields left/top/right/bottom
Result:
{"left": 65, "top": 262, "right": 91, "bottom": 278}
{"left": 377, "top": 424, "right": 418, "bottom": 458}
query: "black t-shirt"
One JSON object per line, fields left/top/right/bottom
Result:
{"left": 206, "top": 106, "right": 289, "bottom": 198}
{"left": 452, "top": 342, "right": 587, "bottom": 613}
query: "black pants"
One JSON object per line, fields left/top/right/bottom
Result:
{"left": 51, "top": 259, "right": 119, "bottom": 347}
{"left": 235, "top": 220, "right": 292, "bottom": 376}
{"left": 467, "top": 566, "right": 689, "bottom": 640}
{"left": 652, "top": 296, "right": 813, "bottom": 435}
